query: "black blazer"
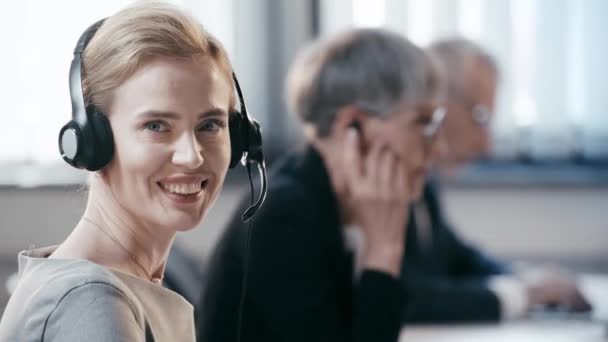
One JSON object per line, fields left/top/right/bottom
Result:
{"left": 400, "top": 180, "right": 506, "bottom": 323}
{"left": 197, "top": 146, "right": 405, "bottom": 342}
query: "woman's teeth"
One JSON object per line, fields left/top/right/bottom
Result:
{"left": 160, "top": 183, "right": 202, "bottom": 195}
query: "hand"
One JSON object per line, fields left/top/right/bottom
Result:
{"left": 342, "top": 128, "right": 411, "bottom": 277}
{"left": 524, "top": 269, "right": 592, "bottom": 312}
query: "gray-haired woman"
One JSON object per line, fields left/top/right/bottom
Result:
{"left": 198, "top": 28, "right": 446, "bottom": 342}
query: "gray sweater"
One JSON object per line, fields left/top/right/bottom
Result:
{"left": 0, "top": 246, "right": 195, "bottom": 341}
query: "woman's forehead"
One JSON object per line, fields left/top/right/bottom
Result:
{"left": 109, "top": 57, "right": 231, "bottom": 116}
{"left": 128, "top": 56, "right": 223, "bottom": 86}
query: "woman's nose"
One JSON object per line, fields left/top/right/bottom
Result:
{"left": 172, "top": 132, "right": 204, "bottom": 169}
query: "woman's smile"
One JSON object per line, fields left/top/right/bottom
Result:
{"left": 157, "top": 174, "right": 210, "bottom": 205}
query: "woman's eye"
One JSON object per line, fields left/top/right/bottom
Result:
{"left": 144, "top": 121, "right": 168, "bottom": 132}
{"left": 198, "top": 119, "right": 225, "bottom": 132}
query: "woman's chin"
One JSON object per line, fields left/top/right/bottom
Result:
{"left": 174, "top": 224, "right": 200, "bottom": 233}
{"left": 158, "top": 214, "right": 205, "bottom": 233}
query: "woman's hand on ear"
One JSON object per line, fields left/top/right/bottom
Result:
{"left": 342, "top": 127, "right": 411, "bottom": 277}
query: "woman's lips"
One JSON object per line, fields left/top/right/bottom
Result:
{"left": 156, "top": 178, "right": 209, "bottom": 205}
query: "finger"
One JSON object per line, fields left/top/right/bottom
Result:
{"left": 364, "top": 141, "right": 384, "bottom": 189}
{"left": 378, "top": 149, "right": 394, "bottom": 198}
{"left": 343, "top": 128, "right": 363, "bottom": 187}
{"left": 394, "top": 158, "right": 408, "bottom": 200}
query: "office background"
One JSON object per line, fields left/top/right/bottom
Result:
{"left": 0, "top": 0, "right": 607, "bottom": 314}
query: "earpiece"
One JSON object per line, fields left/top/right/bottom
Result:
{"left": 58, "top": 19, "right": 114, "bottom": 171}
{"left": 229, "top": 73, "right": 265, "bottom": 169}
{"left": 228, "top": 72, "right": 268, "bottom": 222}
{"left": 58, "top": 18, "right": 267, "bottom": 221}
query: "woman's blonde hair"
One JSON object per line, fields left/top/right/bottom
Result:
{"left": 82, "top": 1, "right": 236, "bottom": 114}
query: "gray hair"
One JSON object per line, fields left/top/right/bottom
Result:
{"left": 428, "top": 37, "right": 498, "bottom": 94}
{"left": 286, "top": 28, "right": 440, "bottom": 137}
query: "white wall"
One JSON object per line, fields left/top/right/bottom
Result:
{"left": 443, "top": 186, "right": 608, "bottom": 260}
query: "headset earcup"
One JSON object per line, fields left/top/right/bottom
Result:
{"left": 246, "top": 119, "right": 264, "bottom": 164}
{"left": 58, "top": 120, "right": 84, "bottom": 168}
{"left": 229, "top": 112, "right": 245, "bottom": 168}
{"left": 87, "top": 111, "right": 114, "bottom": 171}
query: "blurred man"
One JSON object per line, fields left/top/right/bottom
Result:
{"left": 398, "top": 37, "right": 591, "bottom": 323}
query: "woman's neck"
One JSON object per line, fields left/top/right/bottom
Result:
{"left": 52, "top": 177, "right": 175, "bottom": 283}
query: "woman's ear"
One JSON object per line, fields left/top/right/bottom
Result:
{"left": 332, "top": 105, "right": 370, "bottom": 154}
{"left": 333, "top": 105, "right": 366, "bottom": 137}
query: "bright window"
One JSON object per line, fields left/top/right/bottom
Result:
{"left": 319, "top": 0, "right": 608, "bottom": 161}
{"left": 0, "top": 0, "right": 235, "bottom": 185}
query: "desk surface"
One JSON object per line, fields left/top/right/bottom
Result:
{"left": 399, "top": 274, "right": 608, "bottom": 342}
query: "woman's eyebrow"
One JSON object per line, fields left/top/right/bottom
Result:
{"left": 137, "top": 110, "right": 179, "bottom": 120}
{"left": 136, "top": 108, "right": 228, "bottom": 120}
{"left": 199, "top": 108, "right": 228, "bottom": 119}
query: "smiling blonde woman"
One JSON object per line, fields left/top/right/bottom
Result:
{"left": 0, "top": 2, "right": 239, "bottom": 341}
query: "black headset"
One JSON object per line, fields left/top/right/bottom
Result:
{"left": 58, "top": 18, "right": 267, "bottom": 221}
